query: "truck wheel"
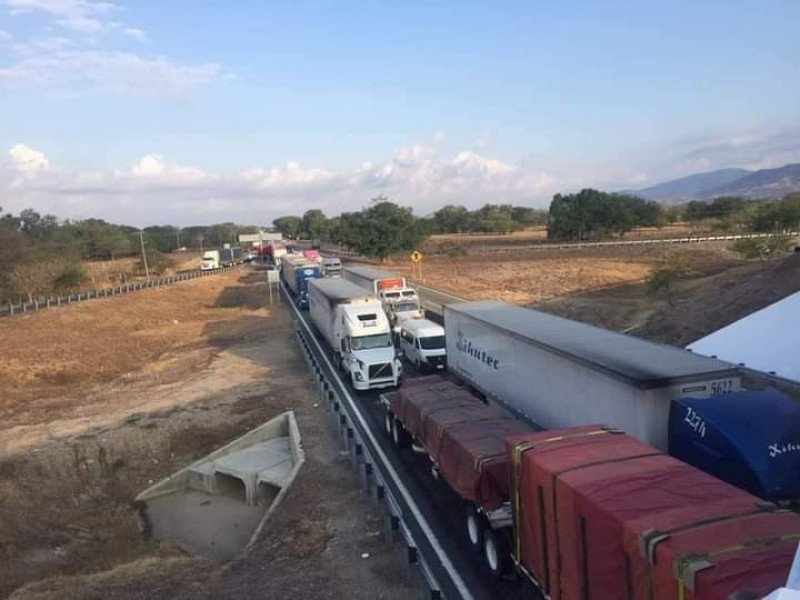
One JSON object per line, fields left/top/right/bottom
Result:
{"left": 465, "top": 504, "right": 483, "bottom": 552}
{"left": 483, "top": 528, "right": 511, "bottom": 578}
{"left": 391, "top": 418, "right": 412, "bottom": 449}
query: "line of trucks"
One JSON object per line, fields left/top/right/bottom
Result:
{"left": 286, "top": 267, "right": 800, "bottom": 598}
{"left": 200, "top": 245, "right": 249, "bottom": 270}
{"left": 302, "top": 267, "right": 442, "bottom": 390}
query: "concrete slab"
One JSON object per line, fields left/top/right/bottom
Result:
{"left": 135, "top": 411, "right": 305, "bottom": 562}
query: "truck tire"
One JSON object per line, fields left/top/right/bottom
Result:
{"left": 465, "top": 504, "right": 483, "bottom": 552}
{"left": 483, "top": 527, "right": 512, "bottom": 578}
{"left": 391, "top": 417, "right": 412, "bottom": 449}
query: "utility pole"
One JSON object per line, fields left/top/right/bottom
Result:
{"left": 136, "top": 231, "right": 151, "bottom": 281}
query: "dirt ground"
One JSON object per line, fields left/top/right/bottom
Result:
{"left": 0, "top": 268, "right": 416, "bottom": 599}
{"left": 390, "top": 243, "right": 736, "bottom": 306}
{"left": 389, "top": 242, "right": 800, "bottom": 346}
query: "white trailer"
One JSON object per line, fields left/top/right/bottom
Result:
{"left": 444, "top": 301, "right": 741, "bottom": 452}
{"left": 308, "top": 278, "right": 401, "bottom": 391}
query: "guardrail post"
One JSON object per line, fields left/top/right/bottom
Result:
{"left": 373, "top": 482, "right": 385, "bottom": 509}
{"left": 384, "top": 514, "right": 400, "bottom": 545}
{"left": 402, "top": 546, "right": 419, "bottom": 584}
{"left": 362, "top": 461, "right": 373, "bottom": 490}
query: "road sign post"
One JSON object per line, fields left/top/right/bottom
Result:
{"left": 267, "top": 269, "right": 280, "bottom": 305}
{"left": 410, "top": 250, "right": 423, "bottom": 281}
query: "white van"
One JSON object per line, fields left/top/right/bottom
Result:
{"left": 399, "top": 319, "right": 446, "bottom": 371}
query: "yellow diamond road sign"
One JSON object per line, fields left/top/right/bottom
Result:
{"left": 410, "top": 251, "right": 422, "bottom": 263}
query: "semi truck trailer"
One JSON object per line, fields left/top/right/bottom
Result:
{"left": 444, "top": 300, "right": 742, "bottom": 453}
{"left": 308, "top": 278, "right": 401, "bottom": 390}
{"left": 280, "top": 254, "right": 320, "bottom": 309}
{"left": 343, "top": 266, "right": 423, "bottom": 331}
{"left": 381, "top": 377, "right": 800, "bottom": 597}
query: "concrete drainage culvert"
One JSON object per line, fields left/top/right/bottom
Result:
{"left": 134, "top": 410, "right": 304, "bottom": 561}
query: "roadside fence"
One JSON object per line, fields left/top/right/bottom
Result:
{"left": 0, "top": 266, "right": 237, "bottom": 319}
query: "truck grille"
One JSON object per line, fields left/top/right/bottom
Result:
{"left": 369, "top": 363, "right": 392, "bottom": 379}
{"left": 428, "top": 355, "right": 446, "bottom": 368}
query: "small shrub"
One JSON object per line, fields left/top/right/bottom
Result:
{"left": 732, "top": 235, "right": 793, "bottom": 261}
{"left": 437, "top": 241, "right": 468, "bottom": 258}
{"left": 646, "top": 254, "right": 690, "bottom": 307}
{"left": 53, "top": 264, "right": 88, "bottom": 293}
{"left": 134, "top": 251, "right": 175, "bottom": 277}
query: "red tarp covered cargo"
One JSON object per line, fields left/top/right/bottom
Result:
{"left": 507, "top": 426, "right": 800, "bottom": 600}
{"left": 390, "top": 377, "right": 529, "bottom": 510}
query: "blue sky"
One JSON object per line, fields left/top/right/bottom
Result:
{"left": 1, "top": 0, "right": 799, "bottom": 225}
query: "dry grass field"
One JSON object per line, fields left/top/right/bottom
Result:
{"left": 384, "top": 241, "right": 800, "bottom": 347}
{"left": 0, "top": 268, "right": 415, "bottom": 599}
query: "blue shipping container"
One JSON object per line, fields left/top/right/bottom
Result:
{"left": 669, "top": 388, "right": 800, "bottom": 502}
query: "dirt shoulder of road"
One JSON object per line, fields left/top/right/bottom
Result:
{"left": 1, "top": 268, "right": 416, "bottom": 599}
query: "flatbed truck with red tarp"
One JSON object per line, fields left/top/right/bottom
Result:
{"left": 380, "top": 377, "right": 800, "bottom": 599}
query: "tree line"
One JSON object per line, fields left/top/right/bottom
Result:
{"left": 0, "top": 207, "right": 265, "bottom": 303}
{"left": 3, "top": 188, "right": 798, "bottom": 301}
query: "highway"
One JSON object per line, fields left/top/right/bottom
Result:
{"left": 284, "top": 285, "right": 529, "bottom": 600}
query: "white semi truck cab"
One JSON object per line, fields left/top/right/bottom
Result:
{"left": 201, "top": 250, "right": 220, "bottom": 270}
{"left": 379, "top": 287, "right": 424, "bottom": 332}
{"left": 308, "top": 278, "right": 401, "bottom": 390}
{"left": 342, "top": 266, "right": 424, "bottom": 332}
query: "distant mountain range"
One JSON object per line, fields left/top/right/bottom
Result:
{"left": 634, "top": 163, "right": 800, "bottom": 204}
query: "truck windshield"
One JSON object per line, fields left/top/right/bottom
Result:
{"left": 394, "top": 301, "right": 419, "bottom": 313}
{"left": 351, "top": 333, "right": 392, "bottom": 350}
{"left": 419, "top": 335, "right": 445, "bottom": 350}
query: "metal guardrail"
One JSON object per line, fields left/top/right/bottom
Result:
{"left": 461, "top": 231, "right": 800, "bottom": 254}
{"left": 286, "top": 283, "right": 473, "bottom": 600}
{"left": 0, "top": 266, "right": 237, "bottom": 318}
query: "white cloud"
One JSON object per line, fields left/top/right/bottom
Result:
{"left": 8, "top": 143, "right": 50, "bottom": 177}
{"left": 123, "top": 27, "right": 146, "bottom": 41}
{"left": 679, "top": 126, "right": 800, "bottom": 172}
{"left": 0, "top": 50, "right": 222, "bottom": 95}
{"left": 0, "top": 140, "right": 559, "bottom": 226}
{"left": 5, "top": 0, "right": 116, "bottom": 33}
{"left": 1, "top": 1, "right": 219, "bottom": 97}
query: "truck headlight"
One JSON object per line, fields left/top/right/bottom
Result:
{"left": 354, "top": 372, "right": 364, "bottom": 382}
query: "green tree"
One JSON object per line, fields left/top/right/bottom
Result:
{"left": 273, "top": 216, "right": 302, "bottom": 238}
{"left": 548, "top": 189, "right": 662, "bottom": 240}
{"left": 144, "top": 225, "right": 181, "bottom": 253}
{"left": 433, "top": 205, "right": 472, "bottom": 233}
{"left": 300, "top": 209, "right": 328, "bottom": 240}
{"left": 511, "top": 206, "right": 548, "bottom": 227}
{"left": 472, "top": 204, "right": 522, "bottom": 233}
{"left": 339, "top": 197, "right": 428, "bottom": 260}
